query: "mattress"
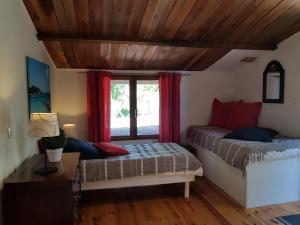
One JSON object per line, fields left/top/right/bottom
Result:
{"left": 81, "top": 143, "right": 202, "bottom": 182}
{"left": 186, "top": 126, "right": 300, "bottom": 171}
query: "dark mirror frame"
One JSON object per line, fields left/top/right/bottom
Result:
{"left": 263, "top": 60, "right": 285, "bottom": 104}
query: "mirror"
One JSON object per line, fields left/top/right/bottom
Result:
{"left": 263, "top": 60, "right": 284, "bottom": 103}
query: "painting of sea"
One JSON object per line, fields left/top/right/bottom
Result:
{"left": 26, "top": 57, "right": 51, "bottom": 115}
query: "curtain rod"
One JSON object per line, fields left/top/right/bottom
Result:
{"left": 76, "top": 71, "right": 191, "bottom": 76}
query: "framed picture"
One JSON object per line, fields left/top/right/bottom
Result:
{"left": 26, "top": 57, "right": 51, "bottom": 115}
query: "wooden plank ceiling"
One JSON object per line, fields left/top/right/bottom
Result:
{"left": 23, "top": 0, "right": 300, "bottom": 71}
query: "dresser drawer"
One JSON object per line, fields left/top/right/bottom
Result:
{"left": 72, "top": 164, "right": 81, "bottom": 224}
{"left": 3, "top": 153, "right": 80, "bottom": 225}
{"left": 73, "top": 165, "right": 81, "bottom": 195}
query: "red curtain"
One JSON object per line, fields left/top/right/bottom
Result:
{"left": 87, "top": 71, "right": 111, "bottom": 142}
{"left": 159, "top": 72, "right": 181, "bottom": 143}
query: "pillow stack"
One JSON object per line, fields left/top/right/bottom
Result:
{"left": 63, "top": 137, "right": 107, "bottom": 160}
{"left": 63, "top": 137, "right": 129, "bottom": 159}
{"left": 209, "top": 98, "right": 262, "bottom": 130}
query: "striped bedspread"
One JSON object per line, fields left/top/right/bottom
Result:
{"left": 186, "top": 126, "right": 300, "bottom": 171}
{"left": 81, "top": 143, "right": 202, "bottom": 182}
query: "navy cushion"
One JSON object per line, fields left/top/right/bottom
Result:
{"left": 224, "top": 127, "right": 277, "bottom": 142}
{"left": 63, "top": 137, "right": 107, "bottom": 160}
{"left": 260, "top": 127, "right": 278, "bottom": 138}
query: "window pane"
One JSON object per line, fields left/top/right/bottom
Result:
{"left": 137, "top": 80, "right": 159, "bottom": 136}
{"left": 111, "top": 80, "right": 130, "bottom": 136}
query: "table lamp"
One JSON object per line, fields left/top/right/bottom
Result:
{"left": 27, "top": 113, "right": 60, "bottom": 175}
{"left": 63, "top": 123, "right": 76, "bottom": 137}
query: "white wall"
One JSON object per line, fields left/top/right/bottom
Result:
{"left": 235, "top": 31, "right": 300, "bottom": 137}
{"left": 51, "top": 70, "right": 87, "bottom": 140}
{"left": 51, "top": 70, "right": 236, "bottom": 143}
{"left": 180, "top": 71, "right": 235, "bottom": 142}
{"left": 0, "top": 0, "right": 52, "bottom": 192}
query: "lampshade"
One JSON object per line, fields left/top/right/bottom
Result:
{"left": 27, "top": 113, "right": 60, "bottom": 137}
{"left": 63, "top": 124, "right": 76, "bottom": 137}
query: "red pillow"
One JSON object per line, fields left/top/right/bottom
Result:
{"left": 209, "top": 99, "right": 241, "bottom": 128}
{"left": 209, "top": 99, "right": 224, "bottom": 127}
{"left": 225, "top": 102, "right": 262, "bottom": 129}
{"left": 94, "top": 142, "right": 129, "bottom": 156}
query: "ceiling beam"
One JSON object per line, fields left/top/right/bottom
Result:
{"left": 37, "top": 33, "right": 277, "bottom": 50}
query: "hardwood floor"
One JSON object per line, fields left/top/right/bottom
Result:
{"left": 79, "top": 177, "right": 300, "bottom": 225}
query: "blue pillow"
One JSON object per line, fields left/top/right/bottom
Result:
{"left": 260, "top": 127, "right": 278, "bottom": 138}
{"left": 63, "top": 137, "right": 107, "bottom": 160}
{"left": 224, "top": 127, "right": 277, "bottom": 142}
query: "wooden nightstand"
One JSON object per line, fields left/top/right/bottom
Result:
{"left": 3, "top": 153, "right": 80, "bottom": 225}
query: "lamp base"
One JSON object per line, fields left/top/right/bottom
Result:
{"left": 34, "top": 166, "right": 58, "bottom": 176}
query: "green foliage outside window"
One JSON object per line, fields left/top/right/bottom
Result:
{"left": 111, "top": 83, "right": 159, "bottom": 117}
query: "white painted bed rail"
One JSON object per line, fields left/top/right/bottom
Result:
{"left": 193, "top": 144, "right": 300, "bottom": 208}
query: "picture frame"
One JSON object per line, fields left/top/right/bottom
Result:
{"left": 26, "top": 57, "right": 51, "bottom": 115}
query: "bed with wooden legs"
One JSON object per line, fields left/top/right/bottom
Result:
{"left": 80, "top": 143, "right": 203, "bottom": 198}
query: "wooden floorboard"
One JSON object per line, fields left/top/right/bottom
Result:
{"left": 79, "top": 177, "right": 300, "bottom": 225}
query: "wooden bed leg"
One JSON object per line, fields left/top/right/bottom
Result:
{"left": 184, "top": 182, "right": 190, "bottom": 198}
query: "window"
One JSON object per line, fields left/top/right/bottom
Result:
{"left": 110, "top": 76, "right": 159, "bottom": 140}
{"left": 110, "top": 79, "right": 130, "bottom": 137}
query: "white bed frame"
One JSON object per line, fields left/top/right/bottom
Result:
{"left": 81, "top": 169, "right": 203, "bottom": 198}
{"left": 192, "top": 144, "right": 300, "bottom": 208}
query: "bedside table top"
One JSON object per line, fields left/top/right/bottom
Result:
{"left": 4, "top": 152, "right": 80, "bottom": 184}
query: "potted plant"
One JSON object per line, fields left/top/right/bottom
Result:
{"left": 42, "top": 128, "right": 66, "bottom": 162}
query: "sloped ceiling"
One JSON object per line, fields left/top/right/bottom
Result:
{"left": 23, "top": 0, "right": 300, "bottom": 71}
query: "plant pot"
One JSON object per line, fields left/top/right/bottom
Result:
{"left": 46, "top": 148, "right": 63, "bottom": 162}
